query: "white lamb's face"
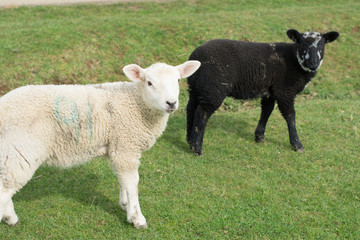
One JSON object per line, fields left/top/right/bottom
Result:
{"left": 123, "top": 61, "right": 201, "bottom": 114}
{"left": 144, "top": 65, "right": 180, "bottom": 114}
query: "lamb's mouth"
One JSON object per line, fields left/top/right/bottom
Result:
{"left": 166, "top": 108, "right": 177, "bottom": 114}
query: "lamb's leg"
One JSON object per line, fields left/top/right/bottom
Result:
{"left": 0, "top": 145, "right": 45, "bottom": 226}
{"left": 119, "top": 182, "right": 127, "bottom": 212}
{"left": 0, "top": 186, "right": 18, "bottom": 226}
{"left": 2, "top": 199, "right": 19, "bottom": 226}
{"left": 255, "top": 96, "right": 275, "bottom": 142}
{"left": 119, "top": 170, "right": 147, "bottom": 229}
{"left": 186, "top": 95, "right": 198, "bottom": 144}
{"left": 277, "top": 100, "right": 304, "bottom": 152}
{"left": 111, "top": 154, "right": 147, "bottom": 229}
{"left": 190, "top": 104, "right": 214, "bottom": 156}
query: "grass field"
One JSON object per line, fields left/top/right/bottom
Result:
{"left": 0, "top": 0, "right": 359, "bottom": 239}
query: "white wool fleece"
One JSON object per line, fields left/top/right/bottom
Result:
{"left": 0, "top": 82, "right": 167, "bottom": 171}
{"left": 0, "top": 60, "right": 201, "bottom": 229}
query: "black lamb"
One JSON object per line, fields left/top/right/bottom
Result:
{"left": 186, "top": 29, "right": 339, "bottom": 155}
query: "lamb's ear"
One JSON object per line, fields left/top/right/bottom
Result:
{"left": 123, "top": 64, "right": 145, "bottom": 82}
{"left": 287, "top": 29, "right": 302, "bottom": 43}
{"left": 176, "top": 60, "right": 201, "bottom": 79}
{"left": 323, "top": 31, "right": 339, "bottom": 43}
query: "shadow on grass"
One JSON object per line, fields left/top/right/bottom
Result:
{"left": 208, "top": 113, "right": 293, "bottom": 152}
{"left": 163, "top": 113, "right": 252, "bottom": 150}
{"left": 14, "top": 165, "right": 127, "bottom": 224}
{"left": 163, "top": 111, "right": 290, "bottom": 154}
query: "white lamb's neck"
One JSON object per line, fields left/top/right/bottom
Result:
{"left": 142, "top": 107, "right": 169, "bottom": 139}
{"left": 135, "top": 84, "right": 170, "bottom": 133}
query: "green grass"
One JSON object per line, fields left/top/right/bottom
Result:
{"left": 0, "top": 0, "right": 359, "bottom": 239}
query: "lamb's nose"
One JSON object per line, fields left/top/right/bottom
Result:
{"left": 166, "top": 101, "right": 177, "bottom": 108}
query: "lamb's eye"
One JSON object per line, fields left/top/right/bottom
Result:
{"left": 147, "top": 81, "right": 152, "bottom": 87}
{"left": 178, "top": 78, "right": 181, "bottom": 82}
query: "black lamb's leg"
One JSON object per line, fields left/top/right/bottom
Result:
{"left": 255, "top": 96, "right": 275, "bottom": 142}
{"left": 186, "top": 95, "right": 198, "bottom": 145}
{"left": 190, "top": 105, "right": 213, "bottom": 156}
{"left": 277, "top": 99, "right": 304, "bottom": 152}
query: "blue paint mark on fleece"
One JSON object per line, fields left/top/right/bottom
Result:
{"left": 54, "top": 96, "right": 94, "bottom": 143}
{"left": 54, "top": 96, "right": 81, "bottom": 143}
{"left": 87, "top": 101, "right": 93, "bottom": 140}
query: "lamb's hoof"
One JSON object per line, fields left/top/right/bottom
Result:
{"left": 9, "top": 220, "right": 20, "bottom": 226}
{"left": 191, "top": 147, "right": 203, "bottom": 156}
{"left": 255, "top": 135, "right": 265, "bottom": 143}
{"left": 134, "top": 222, "right": 148, "bottom": 229}
{"left": 120, "top": 202, "right": 127, "bottom": 212}
{"left": 190, "top": 142, "right": 203, "bottom": 155}
{"left": 3, "top": 216, "right": 19, "bottom": 226}
{"left": 295, "top": 148, "right": 304, "bottom": 153}
{"left": 131, "top": 215, "right": 147, "bottom": 229}
{"left": 194, "top": 151, "right": 203, "bottom": 156}
{"left": 292, "top": 142, "right": 304, "bottom": 153}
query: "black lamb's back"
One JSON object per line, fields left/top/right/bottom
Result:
{"left": 188, "top": 39, "right": 311, "bottom": 104}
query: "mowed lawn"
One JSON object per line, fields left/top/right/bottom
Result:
{"left": 0, "top": 0, "right": 359, "bottom": 239}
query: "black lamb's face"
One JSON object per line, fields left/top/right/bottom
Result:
{"left": 297, "top": 32, "right": 325, "bottom": 71}
{"left": 287, "top": 29, "right": 339, "bottom": 72}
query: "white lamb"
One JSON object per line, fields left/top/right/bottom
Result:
{"left": 0, "top": 60, "right": 201, "bottom": 229}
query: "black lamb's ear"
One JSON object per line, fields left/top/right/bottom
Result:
{"left": 323, "top": 31, "right": 339, "bottom": 43}
{"left": 286, "top": 29, "right": 302, "bottom": 44}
